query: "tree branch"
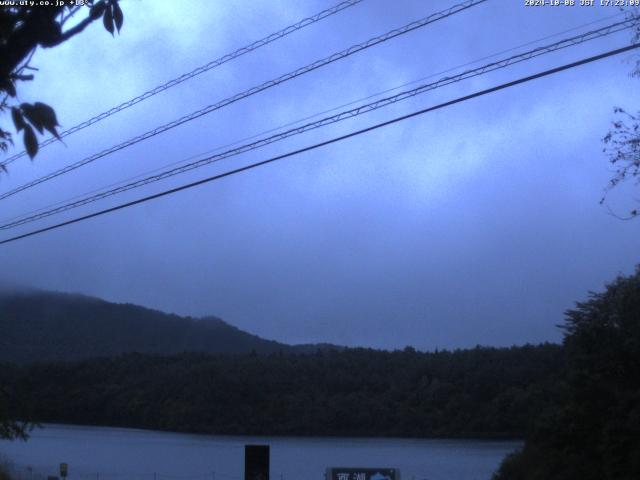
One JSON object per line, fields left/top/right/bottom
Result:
{"left": 53, "top": 8, "right": 102, "bottom": 46}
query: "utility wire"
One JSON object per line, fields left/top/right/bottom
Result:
{"left": 0, "top": 0, "right": 365, "bottom": 169}
{"left": 1, "top": 12, "right": 626, "bottom": 226}
{"left": 1, "top": 42, "right": 638, "bottom": 247}
{"left": 1, "top": 18, "right": 636, "bottom": 230}
{"left": 0, "top": 0, "right": 488, "bottom": 202}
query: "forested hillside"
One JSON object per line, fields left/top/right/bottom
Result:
{"left": 1, "top": 344, "right": 563, "bottom": 438}
{"left": 0, "top": 290, "right": 333, "bottom": 362}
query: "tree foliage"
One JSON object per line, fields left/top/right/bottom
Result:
{"left": 602, "top": 107, "right": 640, "bottom": 218}
{"left": 0, "top": 0, "right": 123, "bottom": 160}
{"left": 494, "top": 267, "right": 640, "bottom": 480}
{"left": 0, "top": 365, "right": 33, "bottom": 440}
{"left": 600, "top": 13, "right": 640, "bottom": 218}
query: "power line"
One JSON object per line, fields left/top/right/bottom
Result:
{"left": 0, "top": 0, "right": 488, "bottom": 202}
{"left": 11, "top": 9, "right": 625, "bottom": 227}
{"left": 1, "top": 42, "right": 637, "bottom": 247}
{"left": 0, "top": 0, "right": 365, "bottom": 169}
{"left": 1, "top": 17, "right": 636, "bottom": 230}
{"left": 1, "top": 13, "right": 626, "bottom": 227}
{"left": 10, "top": 10, "right": 628, "bottom": 212}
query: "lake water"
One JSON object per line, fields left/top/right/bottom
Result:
{"left": 0, "top": 424, "right": 520, "bottom": 480}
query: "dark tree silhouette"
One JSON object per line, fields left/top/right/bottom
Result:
{"left": 0, "top": 369, "right": 33, "bottom": 440}
{"left": 0, "top": 0, "right": 123, "bottom": 162}
{"left": 494, "top": 266, "right": 640, "bottom": 480}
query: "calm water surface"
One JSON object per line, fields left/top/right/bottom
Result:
{"left": 0, "top": 424, "right": 520, "bottom": 480}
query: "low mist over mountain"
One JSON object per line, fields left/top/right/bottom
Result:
{"left": 0, "top": 290, "right": 336, "bottom": 363}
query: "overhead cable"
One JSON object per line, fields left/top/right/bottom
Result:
{"left": 2, "top": 12, "right": 628, "bottom": 226}
{"left": 1, "top": 42, "right": 638, "bottom": 246}
{"left": 1, "top": 17, "right": 636, "bottom": 230}
{"left": 0, "top": 0, "right": 365, "bottom": 169}
{"left": 0, "top": 0, "right": 488, "bottom": 201}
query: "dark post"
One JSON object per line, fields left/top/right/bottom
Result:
{"left": 245, "top": 444, "right": 269, "bottom": 480}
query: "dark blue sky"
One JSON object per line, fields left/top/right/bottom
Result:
{"left": 1, "top": 0, "right": 638, "bottom": 349}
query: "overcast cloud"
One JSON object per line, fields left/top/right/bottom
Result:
{"left": 0, "top": 0, "right": 638, "bottom": 350}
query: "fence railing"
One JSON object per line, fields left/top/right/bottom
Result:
{"left": 1, "top": 461, "right": 435, "bottom": 480}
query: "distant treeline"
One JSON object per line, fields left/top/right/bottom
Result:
{"left": 1, "top": 344, "right": 563, "bottom": 438}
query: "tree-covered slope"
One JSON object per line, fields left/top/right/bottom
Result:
{"left": 0, "top": 290, "right": 319, "bottom": 362}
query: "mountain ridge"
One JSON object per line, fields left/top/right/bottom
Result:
{"left": 0, "top": 289, "right": 340, "bottom": 363}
